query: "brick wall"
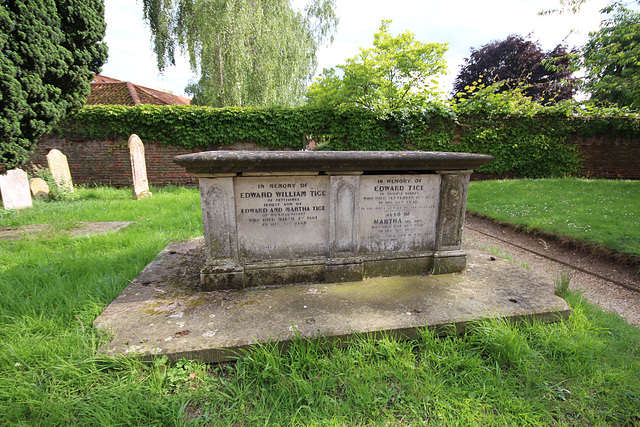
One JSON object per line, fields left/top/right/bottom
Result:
{"left": 29, "top": 138, "right": 296, "bottom": 187}
{"left": 571, "top": 135, "right": 640, "bottom": 179}
{"left": 29, "top": 134, "right": 640, "bottom": 186}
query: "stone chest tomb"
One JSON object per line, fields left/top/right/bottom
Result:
{"left": 94, "top": 150, "right": 571, "bottom": 363}
{"left": 174, "top": 151, "right": 493, "bottom": 291}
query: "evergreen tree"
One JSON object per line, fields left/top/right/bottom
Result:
{"left": 142, "top": 0, "right": 338, "bottom": 107}
{"left": 0, "top": 0, "right": 108, "bottom": 172}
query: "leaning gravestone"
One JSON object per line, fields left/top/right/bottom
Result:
{"left": 46, "top": 149, "right": 73, "bottom": 193}
{"left": 0, "top": 169, "right": 32, "bottom": 210}
{"left": 30, "top": 178, "right": 50, "bottom": 200}
{"left": 128, "top": 134, "right": 152, "bottom": 199}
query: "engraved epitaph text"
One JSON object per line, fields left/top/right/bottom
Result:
{"left": 358, "top": 174, "right": 440, "bottom": 253}
{"left": 235, "top": 176, "right": 330, "bottom": 260}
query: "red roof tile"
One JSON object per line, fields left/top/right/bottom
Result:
{"left": 87, "top": 74, "right": 191, "bottom": 106}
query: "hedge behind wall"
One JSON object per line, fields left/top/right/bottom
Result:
{"left": 40, "top": 104, "right": 640, "bottom": 183}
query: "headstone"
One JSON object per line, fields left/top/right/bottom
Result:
{"left": 30, "top": 178, "right": 50, "bottom": 200}
{"left": 128, "top": 134, "right": 152, "bottom": 199}
{"left": 0, "top": 169, "right": 32, "bottom": 210}
{"left": 46, "top": 149, "right": 73, "bottom": 192}
{"left": 174, "top": 151, "right": 494, "bottom": 291}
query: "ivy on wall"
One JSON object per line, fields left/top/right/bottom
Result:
{"left": 51, "top": 104, "right": 640, "bottom": 178}
{"left": 53, "top": 105, "right": 385, "bottom": 151}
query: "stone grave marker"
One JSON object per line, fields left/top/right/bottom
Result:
{"left": 0, "top": 169, "right": 32, "bottom": 210}
{"left": 30, "top": 178, "right": 50, "bottom": 200}
{"left": 128, "top": 134, "right": 152, "bottom": 199}
{"left": 91, "top": 149, "right": 573, "bottom": 363}
{"left": 173, "top": 151, "right": 494, "bottom": 290}
{"left": 46, "top": 149, "right": 73, "bottom": 193}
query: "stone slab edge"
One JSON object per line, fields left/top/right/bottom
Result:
{"left": 94, "top": 238, "right": 570, "bottom": 363}
{"left": 173, "top": 151, "right": 494, "bottom": 175}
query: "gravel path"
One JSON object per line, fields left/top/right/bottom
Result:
{"left": 464, "top": 214, "right": 640, "bottom": 326}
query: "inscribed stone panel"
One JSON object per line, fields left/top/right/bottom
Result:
{"left": 235, "top": 175, "right": 329, "bottom": 260}
{"left": 358, "top": 174, "right": 440, "bottom": 254}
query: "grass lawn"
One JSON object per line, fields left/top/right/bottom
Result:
{"left": 467, "top": 178, "right": 640, "bottom": 260}
{"left": 0, "top": 185, "right": 639, "bottom": 425}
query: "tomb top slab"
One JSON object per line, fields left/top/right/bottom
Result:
{"left": 174, "top": 150, "right": 494, "bottom": 290}
{"left": 174, "top": 151, "right": 493, "bottom": 175}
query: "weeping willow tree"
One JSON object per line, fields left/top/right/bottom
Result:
{"left": 142, "top": 0, "right": 338, "bottom": 107}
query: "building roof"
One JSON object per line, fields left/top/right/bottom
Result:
{"left": 87, "top": 75, "right": 191, "bottom": 106}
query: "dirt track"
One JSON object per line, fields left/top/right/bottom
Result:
{"left": 464, "top": 214, "right": 640, "bottom": 326}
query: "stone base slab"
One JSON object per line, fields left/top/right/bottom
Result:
{"left": 201, "top": 251, "right": 466, "bottom": 291}
{"left": 94, "top": 238, "right": 571, "bottom": 363}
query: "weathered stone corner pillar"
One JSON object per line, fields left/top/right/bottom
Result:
{"left": 174, "top": 151, "right": 493, "bottom": 291}
{"left": 433, "top": 170, "right": 472, "bottom": 274}
{"left": 198, "top": 175, "right": 242, "bottom": 289}
{"left": 327, "top": 173, "right": 362, "bottom": 282}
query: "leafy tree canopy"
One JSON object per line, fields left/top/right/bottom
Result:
{"left": 452, "top": 35, "right": 577, "bottom": 105}
{"left": 0, "top": 0, "right": 108, "bottom": 172}
{"left": 541, "top": 0, "right": 640, "bottom": 15}
{"left": 583, "top": 3, "right": 640, "bottom": 108}
{"left": 305, "top": 20, "right": 448, "bottom": 111}
{"left": 142, "top": 0, "right": 338, "bottom": 107}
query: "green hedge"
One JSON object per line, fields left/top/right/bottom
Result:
{"left": 53, "top": 105, "right": 386, "bottom": 151}
{"left": 52, "top": 104, "right": 640, "bottom": 178}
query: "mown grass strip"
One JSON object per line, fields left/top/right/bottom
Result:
{"left": 467, "top": 178, "right": 640, "bottom": 259}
